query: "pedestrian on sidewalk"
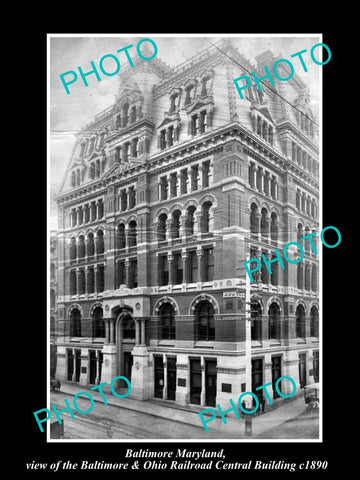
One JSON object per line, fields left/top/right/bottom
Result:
{"left": 259, "top": 394, "right": 266, "bottom": 414}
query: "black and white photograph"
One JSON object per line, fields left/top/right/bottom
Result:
{"left": 19, "top": 29, "right": 348, "bottom": 476}
{"left": 48, "top": 34, "right": 322, "bottom": 443}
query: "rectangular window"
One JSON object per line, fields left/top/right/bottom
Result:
{"left": 191, "top": 165, "right": 198, "bottom": 191}
{"left": 96, "top": 265, "right": 105, "bottom": 293}
{"left": 123, "top": 143, "right": 129, "bottom": 162}
{"left": 173, "top": 252, "right": 183, "bottom": 284}
{"left": 159, "top": 255, "right": 169, "bottom": 286}
{"left": 188, "top": 250, "right": 198, "bottom": 283}
{"left": 132, "top": 138, "right": 138, "bottom": 158}
{"left": 129, "top": 259, "right": 138, "bottom": 288}
{"left": 160, "top": 130, "right": 167, "bottom": 150}
{"left": 180, "top": 170, "right": 187, "bottom": 194}
{"left": 168, "top": 126, "right": 174, "bottom": 147}
{"left": 313, "top": 350, "right": 319, "bottom": 383}
{"left": 271, "top": 355, "right": 282, "bottom": 399}
{"left": 170, "top": 173, "right": 177, "bottom": 197}
{"left": 117, "top": 261, "right": 125, "bottom": 287}
{"left": 202, "top": 161, "right": 210, "bottom": 188}
{"left": 203, "top": 248, "right": 214, "bottom": 281}
{"left": 191, "top": 115, "right": 198, "bottom": 136}
{"left": 87, "top": 267, "right": 94, "bottom": 294}
{"left": 199, "top": 110, "right": 207, "bottom": 134}
{"left": 160, "top": 176, "right": 168, "bottom": 201}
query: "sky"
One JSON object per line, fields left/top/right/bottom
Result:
{"left": 49, "top": 34, "right": 322, "bottom": 230}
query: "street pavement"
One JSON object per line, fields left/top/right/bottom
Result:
{"left": 49, "top": 381, "right": 319, "bottom": 440}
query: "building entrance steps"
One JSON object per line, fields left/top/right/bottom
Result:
{"left": 51, "top": 381, "right": 316, "bottom": 438}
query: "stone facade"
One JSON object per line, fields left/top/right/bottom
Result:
{"left": 54, "top": 39, "right": 319, "bottom": 408}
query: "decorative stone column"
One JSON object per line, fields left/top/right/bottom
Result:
{"left": 196, "top": 249, "right": 203, "bottom": 282}
{"left": 130, "top": 317, "right": 151, "bottom": 401}
{"left": 163, "top": 354, "right": 168, "bottom": 400}
{"left": 109, "top": 318, "right": 115, "bottom": 345}
{"left": 124, "top": 259, "right": 131, "bottom": 287}
{"left": 256, "top": 249, "right": 262, "bottom": 283}
{"left": 181, "top": 251, "right": 188, "bottom": 284}
{"left": 200, "top": 357, "right": 206, "bottom": 406}
{"left": 168, "top": 253, "right": 174, "bottom": 285}
{"left": 135, "top": 319, "right": 140, "bottom": 346}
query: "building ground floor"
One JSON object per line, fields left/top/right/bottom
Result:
{"left": 54, "top": 341, "right": 319, "bottom": 409}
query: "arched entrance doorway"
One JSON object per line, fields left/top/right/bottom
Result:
{"left": 113, "top": 306, "right": 136, "bottom": 390}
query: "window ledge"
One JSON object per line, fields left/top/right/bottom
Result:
{"left": 159, "top": 340, "right": 175, "bottom": 346}
{"left": 194, "top": 341, "right": 214, "bottom": 348}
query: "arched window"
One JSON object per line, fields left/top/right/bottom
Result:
{"left": 117, "top": 223, "right": 126, "bottom": 250}
{"left": 96, "top": 230, "right": 104, "bottom": 255}
{"left": 171, "top": 210, "right": 181, "bottom": 239}
{"left": 128, "top": 221, "right": 137, "bottom": 247}
{"left": 250, "top": 300, "right": 262, "bottom": 340}
{"left": 159, "top": 303, "right": 175, "bottom": 340}
{"left": 250, "top": 203, "right": 258, "bottom": 234}
{"left": 297, "top": 223, "right": 303, "bottom": 243}
{"left": 78, "top": 235, "right": 85, "bottom": 259}
{"left": 310, "top": 306, "right": 319, "bottom": 337}
{"left": 92, "top": 306, "right": 105, "bottom": 338}
{"left": 201, "top": 201, "right": 212, "bottom": 233}
{"left": 296, "top": 304, "right": 306, "bottom": 338}
{"left": 268, "top": 302, "right": 280, "bottom": 340}
{"left": 50, "top": 289, "right": 56, "bottom": 309}
{"left": 270, "top": 212, "right": 278, "bottom": 242}
{"left": 157, "top": 214, "right": 167, "bottom": 242}
{"left": 87, "top": 233, "right": 95, "bottom": 258}
{"left": 122, "top": 314, "right": 135, "bottom": 339}
{"left": 261, "top": 208, "right": 268, "bottom": 238}
{"left": 185, "top": 206, "right": 196, "bottom": 236}
{"left": 70, "top": 308, "right": 81, "bottom": 337}
{"left": 50, "top": 263, "right": 56, "bottom": 282}
{"left": 195, "top": 300, "right": 215, "bottom": 341}
{"left": 70, "top": 237, "right": 77, "bottom": 261}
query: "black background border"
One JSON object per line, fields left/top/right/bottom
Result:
{"left": 18, "top": 23, "right": 347, "bottom": 478}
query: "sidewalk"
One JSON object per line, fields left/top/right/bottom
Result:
{"left": 53, "top": 381, "right": 316, "bottom": 439}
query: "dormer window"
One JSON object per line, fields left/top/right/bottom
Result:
{"left": 160, "top": 129, "right": 167, "bottom": 150}
{"left": 122, "top": 103, "right": 129, "bottom": 127}
{"left": 88, "top": 137, "right": 95, "bottom": 155}
{"left": 201, "top": 76, "right": 211, "bottom": 96}
{"left": 130, "top": 105, "right": 137, "bottom": 123}
{"left": 169, "top": 92, "right": 179, "bottom": 113}
{"left": 184, "top": 84, "right": 195, "bottom": 106}
{"left": 168, "top": 126, "right": 174, "bottom": 147}
{"left": 79, "top": 141, "right": 86, "bottom": 158}
{"left": 98, "top": 132, "right": 105, "bottom": 149}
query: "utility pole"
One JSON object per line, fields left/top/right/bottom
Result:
{"left": 244, "top": 245, "right": 253, "bottom": 437}
{"left": 245, "top": 248, "right": 252, "bottom": 408}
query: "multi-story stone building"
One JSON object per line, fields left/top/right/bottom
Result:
{"left": 54, "top": 38, "right": 319, "bottom": 408}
